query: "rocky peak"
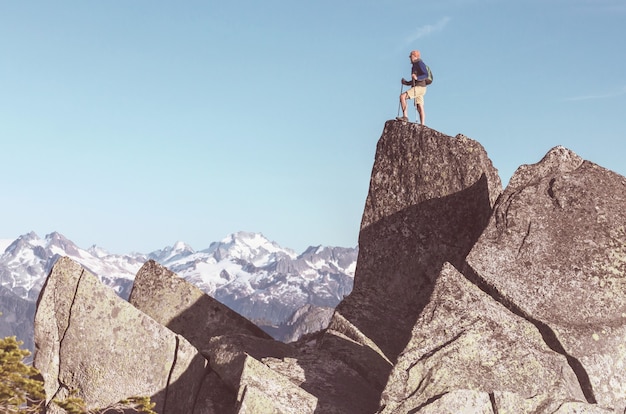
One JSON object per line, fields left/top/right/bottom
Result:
{"left": 44, "top": 231, "right": 82, "bottom": 257}
{"left": 3, "top": 231, "right": 40, "bottom": 256}
{"left": 148, "top": 240, "right": 195, "bottom": 262}
{"left": 328, "top": 122, "right": 503, "bottom": 369}
{"left": 31, "top": 121, "right": 626, "bottom": 413}
{"left": 507, "top": 145, "right": 584, "bottom": 190}
{"left": 297, "top": 245, "right": 357, "bottom": 268}
{"left": 360, "top": 123, "right": 501, "bottom": 230}
{"left": 202, "top": 231, "right": 297, "bottom": 265}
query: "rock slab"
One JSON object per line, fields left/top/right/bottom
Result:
{"left": 129, "top": 259, "right": 271, "bottom": 350}
{"left": 33, "top": 257, "right": 207, "bottom": 413}
{"left": 327, "top": 122, "right": 502, "bottom": 389}
{"left": 467, "top": 146, "right": 626, "bottom": 410}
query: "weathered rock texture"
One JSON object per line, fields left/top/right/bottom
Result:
{"left": 129, "top": 259, "right": 271, "bottom": 349}
{"left": 131, "top": 259, "right": 315, "bottom": 412}
{"left": 32, "top": 121, "right": 626, "bottom": 413}
{"left": 33, "top": 257, "right": 207, "bottom": 413}
{"left": 280, "top": 304, "right": 335, "bottom": 343}
{"left": 325, "top": 122, "right": 503, "bottom": 390}
{"left": 129, "top": 258, "right": 379, "bottom": 413}
{"left": 466, "top": 146, "right": 626, "bottom": 411}
{"left": 379, "top": 262, "right": 585, "bottom": 412}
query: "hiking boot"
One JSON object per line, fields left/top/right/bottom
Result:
{"left": 396, "top": 116, "right": 408, "bottom": 122}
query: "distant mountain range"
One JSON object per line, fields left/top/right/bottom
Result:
{"left": 0, "top": 231, "right": 357, "bottom": 351}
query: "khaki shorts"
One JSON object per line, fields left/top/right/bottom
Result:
{"left": 406, "top": 86, "right": 427, "bottom": 106}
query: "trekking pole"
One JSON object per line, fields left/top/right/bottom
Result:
{"left": 412, "top": 78, "right": 418, "bottom": 123}
{"left": 397, "top": 83, "right": 404, "bottom": 118}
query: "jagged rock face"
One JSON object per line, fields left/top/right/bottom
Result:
{"left": 235, "top": 354, "right": 318, "bottom": 413}
{"left": 130, "top": 259, "right": 321, "bottom": 412}
{"left": 129, "top": 259, "right": 381, "bottom": 413}
{"left": 129, "top": 259, "right": 271, "bottom": 349}
{"left": 29, "top": 122, "right": 626, "bottom": 413}
{"left": 260, "top": 338, "right": 381, "bottom": 414}
{"left": 328, "top": 123, "right": 502, "bottom": 369}
{"left": 32, "top": 255, "right": 376, "bottom": 414}
{"left": 129, "top": 260, "right": 375, "bottom": 412}
{"left": 202, "top": 333, "right": 296, "bottom": 393}
{"left": 360, "top": 127, "right": 501, "bottom": 230}
{"left": 282, "top": 304, "right": 335, "bottom": 343}
{"left": 467, "top": 146, "right": 626, "bottom": 410}
{"left": 33, "top": 257, "right": 207, "bottom": 413}
{"left": 379, "top": 262, "right": 585, "bottom": 412}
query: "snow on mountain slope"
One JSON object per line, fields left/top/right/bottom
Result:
{"left": 0, "top": 231, "right": 357, "bottom": 332}
{"left": 0, "top": 232, "right": 143, "bottom": 300}
{"left": 203, "top": 231, "right": 297, "bottom": 266}
{"left": 154, "top": 231, "right": 356, "bottom": 326}
{"left": 0, "top": 239, "right": 12, "bottom": 253}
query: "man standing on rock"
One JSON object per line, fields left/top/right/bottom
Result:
{"left": 397, "top": 50, "right": 428, "bottom": 125}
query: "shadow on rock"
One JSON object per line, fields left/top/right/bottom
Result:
{"left": 324, "top": 173, "right": 494, "bottom": 405}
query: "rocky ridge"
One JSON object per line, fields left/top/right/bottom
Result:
{"left": 32, "top": 120, "right": 626, "bottom": 413}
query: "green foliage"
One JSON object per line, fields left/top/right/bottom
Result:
{"left": 102, "top": 396, "right": 157, "bottom": 414}
{"left": 0, "top": 336, "right": 156, "bottom": 414}
{"left": 54, "top": 393, "right": 89, "bottom": 414}
{"left": 0, "top": 336, "right": 45, "bottom": 413}
{"left": 55, "top": 392, "right": 157, "bottom": 414}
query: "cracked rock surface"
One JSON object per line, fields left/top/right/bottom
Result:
{"left": 467, "top": 146, "right": 626, "bottom": 410}
{"left": 379, "top": 262, "right": 585, "bottom": 413}
{"left": 327, "top": 121, "right": 503, "bottom": 390}
{"left": 33, "top": 257, "right": 206, "bottom": 413}
{"left": 31, "top": 121, "right": 626, "bottom": 413}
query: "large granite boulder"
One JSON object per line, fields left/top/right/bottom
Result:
{"left": 231, "top": 353, "right": 318, "bottom": 413}
{"left": 325, "top": 122, "right": 502, "bottom": 392}
{"left": 130, "top": 258, "right": 374, "bottom": 413}
{"left": 467, "top": 146, "right": 626, "bottom": 411}
{"left": 325, "top": 123, "right": 625, "bottom": 412}
{"left": 202, "top": 333, "right": 295, "bottom": 392}
{"left": 379, "top": 262, "right": 585, "bottom": 412}
{"left": 130, "top": 258, "right": 321, "bottom": 413}
{"left": 33, "top": 257, "right": 207, "bottom": 413}
{"left": 129, "top": 259, "right": 271, "bottom": 350}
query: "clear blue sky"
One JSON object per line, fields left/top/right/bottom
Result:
{"left": 1, "top": 0, "right": 625, "bottom": 254}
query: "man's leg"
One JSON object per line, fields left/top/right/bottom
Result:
{"left": 400, "top": 92, "right": 409, "bottom": 118}
{"left": 413, "top": 87, "right": 426, "bottom": 125}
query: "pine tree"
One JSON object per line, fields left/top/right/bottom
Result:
{"left": 0, "top": 336, "right": 45, "bottom": 413}
{"left": 0, "top": 335, "right": 156, "bottom": 414}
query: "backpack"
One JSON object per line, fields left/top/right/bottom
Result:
{"left": 415, "top": 59, "right": 433, "bottom": 85}
{"left": 424, "top": 63, "right": 433, "bottom": 85}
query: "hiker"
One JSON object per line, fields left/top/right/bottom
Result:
{"left": 397, "top": 50, "right": 428, "bottom": 125}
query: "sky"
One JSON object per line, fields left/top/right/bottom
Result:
{"left": 1, "top": 0, "right": 625, "bottom": 255}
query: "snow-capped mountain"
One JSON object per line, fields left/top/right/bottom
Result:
{"left": 154, "top": 231, "right": 357, "bottom": 326}
{"left": 0, "top": 231, "right": 145, "bottom": 300}
{"left": 0, "top": 231, "right": 357, "bottom": 347}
